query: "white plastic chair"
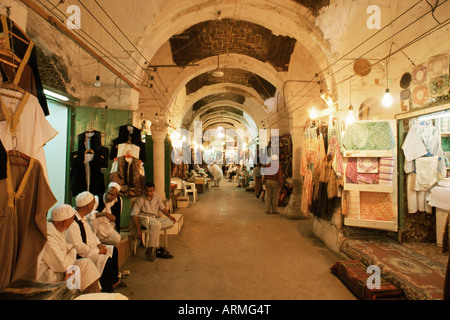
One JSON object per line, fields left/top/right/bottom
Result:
{"left": 132, "top": 216, "right": 169, "bottom": 254}
{"left": 184, "top": 182, "right": 197, "bottom": 202}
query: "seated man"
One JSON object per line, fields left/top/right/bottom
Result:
{"left": 131, "top": 182, "right": 177, "bottom": 262}
{"left": 93, "top": 182, "right": 123, "bottom": 245}
{"left": 66, "top": 191, "right": 127, "bottom": 293}
{"left": 37, "top": 204, "right": 101, "bottom": 294}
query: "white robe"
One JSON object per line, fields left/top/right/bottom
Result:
{"left": 66, "top": 211, "right": 113, "bottom": 275}
{"left": 37, "top": 222, "right": 100, "bottom": 292}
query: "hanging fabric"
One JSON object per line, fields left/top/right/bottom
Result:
{"left": 0, "top": 14, "right": 49, "bottom": 116}
{"left": 110, "top": 156, "right": 145, "bottom": 198}
{"left": 0, "top": 152, "right": 57, "bottom": 290}
{"left": 70, "top": 131, "right": 109, "bottom": 197}
{"left": 110, "top": 125, "right": 146, "bottom": 162}
{"left": 0, "top": 89, "right": 58, "bottom": 182}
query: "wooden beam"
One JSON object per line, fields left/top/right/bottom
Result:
{"left": 20, "top": 0, "right": 141, "bottom": 93}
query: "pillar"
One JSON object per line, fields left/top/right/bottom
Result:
{"left": 151, "top": 125, "right": 168, "bottom": 200}
{"left": 282, "top": 126, "right": 306, "bottom": 219}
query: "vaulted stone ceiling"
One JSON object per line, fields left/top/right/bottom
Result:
{"left": 16, "top": 0, "right": 450, "bottom": 140}
{"left": 169, "top": 18, "right": 295, "bottom": 134}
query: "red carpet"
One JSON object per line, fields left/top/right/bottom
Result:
{"left": 341, "top": 238, "right": 447, "bottom": 300}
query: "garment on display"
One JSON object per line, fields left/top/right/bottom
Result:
{"left": 0, "top": 152, "right": 57, "bottom": 290}
{"left": 0, "top": 89, "right": 58, "bottom": 181}
{"left": 0, "top": 14, "right": 49, "bottom": 116}
{"left": 110, "top": 125, "right": 146, "bottom": 162}
{"left": 70, "top": 130, "right": 109, "bottom": 197}
{"left": 402, "top": 119, "right": 448, "bottom": 214}
{"left": 110, "top": 155, "right": 145, "bottom": 198}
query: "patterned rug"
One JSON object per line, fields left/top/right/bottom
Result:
{"left": 331, "top": 260, "right": 404, "bottom": 300}
{"left": 341, "top": 238, "right": 447, "bottom": 300}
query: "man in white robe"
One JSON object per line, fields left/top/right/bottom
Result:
{"left": 66, "top": 191, "right": 127, "bottom": 293}
{"left": 211, "top": 163, "right": 223, "bottom": 187}
{"left": 37, "top": 205, "right": 101, "bottom": 294}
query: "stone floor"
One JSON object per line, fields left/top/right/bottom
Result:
{"left": 117, "top": 181, "right": 356, "bottom": 300}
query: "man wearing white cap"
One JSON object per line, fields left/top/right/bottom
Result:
{"left": 66, "top": 191, "right": 127, "bottom": 293}
{"left": 37, "top": 204, "right": 101, "bottom": 294}
{"left": 91, "top": 182, "right": 122, "bottom": 245}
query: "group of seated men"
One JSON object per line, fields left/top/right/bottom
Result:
{"left": 37, "top": 181, "right": 177, "bottom": 294}
{"left": 226, "top": 163, "right": 256, "bottom": 188}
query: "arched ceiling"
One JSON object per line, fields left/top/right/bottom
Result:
{"left": 23, "top": 0, "right": 450, "bottom": 139}
{"left": 156, "top": 16, "right": 298, "bottom": 136}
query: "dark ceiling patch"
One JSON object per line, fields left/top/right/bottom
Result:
{"left": 200, "top": 106, "right": 244, "bottom": 118}
{"left": 186, "top": 68, "right": 276, "bottom": 100}
{"left": 193, "top": 93, "right": 246, "bottom": 111}
{"left": 35, "top": 44, "right": 68, "bottom": 93}
{"left": 170, "top": 19, "right": 296, "bottom": 72}
{"left": 293, "top": 0, "right": 330, "bottom": 16}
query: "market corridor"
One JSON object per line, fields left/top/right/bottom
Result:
{"left": 118, "top": 182, "right": 355, "bottom": 300}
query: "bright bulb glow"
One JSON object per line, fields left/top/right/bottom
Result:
{"left": 346, "top": 110, "right": 355, "bottom": 125}
{"left": 382, "top": 89, "right": 393, "bottom": 108}
{"left": 43, "top": 89, "right": 69, "bottom": 101}
{"left": 309, "top": 108, "right": 318, "bottom": 120}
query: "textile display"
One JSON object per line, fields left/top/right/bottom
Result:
{"left": 341, "top": 238, "right": 447, "bottom": 300}
{"left": 331, "top": 260, "right": 403, "bottom": 300}
{"left": 110, "top": 156, "right": 145, "bottom": 198}
{"left": 0, "top": 89, "right": 58, "bottom": 181}
{"left": 342, "top": 121, "right": 395, "bottom": 151}
{"left": 110, "top": 125, "right": 146, "bottom": 162}
{"left": 279, "top": 134, "right": 293, "bottom": 179}
{"left": 70, "top": 130, "right": 109, "bottom": 197}
{"left": 0, "top": 14, "right": 49, "bottom": 116}
{"left": 306, "top": 123, "right": 344, "bottom": 220}
{"left": 403, "top": 121, "right": 447, "bottom": 213}
{"left": 379, "top": 158, "right": 394, "bottom": 185}
{"left": 0, "top": 153, "right": 57, "bottom": 290}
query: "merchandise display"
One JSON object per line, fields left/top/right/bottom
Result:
{"left": 70, "top": 130, "right": 109, "bottom": 198}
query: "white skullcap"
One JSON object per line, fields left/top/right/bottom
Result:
{"left": 76, "top": 191, "right": 95, "bottom": 207}
{"left": 51, "top": 204, "right": 76, "bottom": 222}
{"left": 108, "top": 182, "right": 121, "bottom": 192}
{"left": 93, "top": 195, "right": 99, "bottom": 211}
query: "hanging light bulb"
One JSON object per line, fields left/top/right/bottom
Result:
{"left": 309, "top": 108, "right": 318, "bottom": 120}
{"left": 346, "top": 105, "right": 355, "bottom": 125}
{"left": 346, "top": 78, "right": 355, "bottom": 125}
{"left": 382, "top": 88, "right": 393, "bottom": 108}
{"left": 94, "top": 75, "right": 101, "bottom": 87}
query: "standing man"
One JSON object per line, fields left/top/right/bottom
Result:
{"left": 131, "top": 182, "right": 176, "bottom": 262}
{"left": 37, "top": 204, "right": 101, "bottom": 294}
{"left": 262, "top": 155, "right": 283, "bottom": 214}
{"left": 66, "top": 191, "right": 127, "bottom": 292}
{"left": 211, "top": 163, "right": 223, "bottom": 188}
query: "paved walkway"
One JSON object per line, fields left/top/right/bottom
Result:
{"left": 118, "top": 181, "right": 355, "bottom": 300}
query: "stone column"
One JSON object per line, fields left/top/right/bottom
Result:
{"left": 151, "top": 125, "right": 168, "bottom": 200}
{"left": 282, "top": 126, "right": 306, "bottom": 219}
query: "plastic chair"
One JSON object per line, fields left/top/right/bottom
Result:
{"left": 184, "top": 182, "right": 197, "bottom": 202}
{"left": 132, "top": 216, "right": 169, "bottom": 254}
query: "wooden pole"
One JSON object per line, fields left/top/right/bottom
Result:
{"left": 20, "top": 0, "right": 141, "bottom": 93}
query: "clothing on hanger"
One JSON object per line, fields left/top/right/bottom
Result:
{"left": 110, "top": 125, "right": 146, "bottom": 162}
{"left": 70, "top": 130, "right": 109, "bottom": 197}
{"left": 0, "top": 89, "right": 58, "bottom": 182}
{"left": 0, "top": 153, "right": 57, "bottom": 289}
{"left": 0, "top": 14, "right": 49, "bottom": 116}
